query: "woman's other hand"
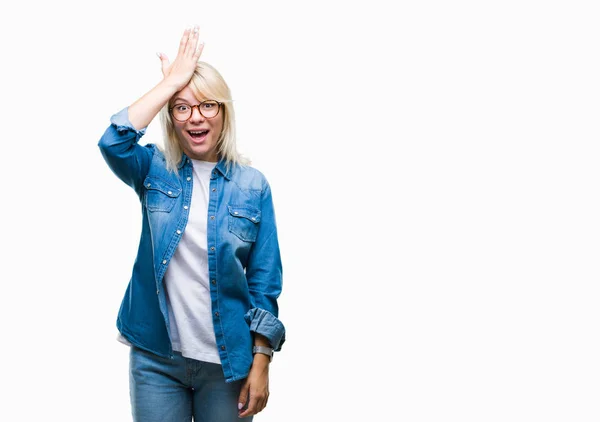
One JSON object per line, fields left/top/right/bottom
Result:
{"left": 237, "top": 354, "right": 270, "bottom": 418}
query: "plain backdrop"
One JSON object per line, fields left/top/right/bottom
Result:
{"left": 1, "top": 0, "right": 599, "bottom": 421}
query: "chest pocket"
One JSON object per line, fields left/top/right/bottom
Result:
{"left": 143, "top": 176, "right": 181, "bottom": 213}
{"left": 228, "top": 205, "right": 261, "bottom": 242}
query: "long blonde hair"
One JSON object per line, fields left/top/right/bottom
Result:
{"left": 159, "top": 61, "right": 250, "bottom": 172}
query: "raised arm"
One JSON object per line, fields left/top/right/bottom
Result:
{"left": 128, "top": 26, "right": 204, "bottom": 130}
{"left": 98, "top": 26, "right": 204, "bottom": 192}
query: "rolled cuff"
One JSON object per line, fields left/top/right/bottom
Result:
{"left": 244, "top": 308, "right": 286, "bottom": 351}
{"left": 110, "top": 107, "right": 147, "bottom": 136}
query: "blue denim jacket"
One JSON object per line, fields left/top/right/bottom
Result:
{"left": 98, "top": 108, "right": 285, "bottom": 383}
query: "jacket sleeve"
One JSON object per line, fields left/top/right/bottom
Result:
{"left": 243, "top": 179, "right": 286, "bottom": 351}
{"left": 97, "top": 107, "right": 153, "bottom": 196}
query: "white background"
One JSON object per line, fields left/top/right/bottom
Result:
{"left": 1, "top": 0, "right": 599, "bottom": 421}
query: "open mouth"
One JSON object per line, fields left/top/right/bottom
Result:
{"left": 188, "top": 130, "right": 209, "bottom": 141}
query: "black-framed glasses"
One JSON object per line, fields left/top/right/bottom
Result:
{"left": 169, "top": 100, "right": 222, "bottom": 121}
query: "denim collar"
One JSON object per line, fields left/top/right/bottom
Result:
{"left": 178, "top": 154, "right": 232, "bottom": 180}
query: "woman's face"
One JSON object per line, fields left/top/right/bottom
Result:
{"left": 170, "top": 85, "right": 224, "bottom": 162}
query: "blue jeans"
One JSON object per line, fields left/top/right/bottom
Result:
{"left": 129, "top": 346, "right": 252, "bottom": 421}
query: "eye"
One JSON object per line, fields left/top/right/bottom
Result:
{"left": 202, "top": 101, "right": 217, "bottom": 109}
{"left": 174, "top": 104, "right": 190, "bottom": 112}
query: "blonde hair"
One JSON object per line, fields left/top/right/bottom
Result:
{"left": 159, "top": 61, "right": 250, "bottom": 172}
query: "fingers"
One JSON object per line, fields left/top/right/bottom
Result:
{"left": 177, "top": 27, "right": 191, "bottom": 56}
{"left": 176, "top": 25, "right": 203, "bottom": 62}
{"left": 238, "top": 389, "right": 269, "bottom": 418}
{"left": 156, "top": 52, "right": 170, "bottom": 76}
{"left": 157, "top": 26, "right": 203, "bottom": 90}
{"left": 193, "top": 42, "right": 204, "bottom": 61}
{"left": 184, "top": 26, "right": 200, "bottom": 58}
{"left": 237, "top": 381, "right": 250, "bottom": 414}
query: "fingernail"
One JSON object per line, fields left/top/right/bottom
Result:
{"left": 156, "top": 52, "right": 161, "bottom": 58}
{"left": 238, "top": 403, "right": 243, "bottom": 410}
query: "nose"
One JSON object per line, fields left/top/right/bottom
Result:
{"left": 189, "top": 105, "right": 206, "bottom": 122}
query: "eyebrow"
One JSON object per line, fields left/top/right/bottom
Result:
{"left": 172, "top": 97, "right": 192, "bottom": 103}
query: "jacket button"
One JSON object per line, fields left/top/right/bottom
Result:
{"left": 210, "top": 216, "right": 215, "bottom": 220}
{"left": 212, "top": 188, "right": 216, "bottom": 192}
{"left": 187, "top": 177, "right": 191, "bottom": 181}
{"left": 156, "top": 290, "right": 159, "bottom": 295}
{"left": 210, "top": 247, "right": 215, "bottom": 251}
{"left": 184, "top": 205, "right": 188, "bottom": 210}
{"left": 176, "top": 230, "right": 182, "bottom": 234}
{"left": 215, "top": 312, "right": 219, "bottom": 317}
{"left": 162, "top": 260, "right": 167, "bottom": 264}
{"left": 221, "top": 345, "right": 226, "bottom": 351}
{"left": 211, "top": 279, "right": 216, "bottom": 285}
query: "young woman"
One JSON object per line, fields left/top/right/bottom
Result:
{"left": 98, "top": 26, "right": 285, "bottom": 421}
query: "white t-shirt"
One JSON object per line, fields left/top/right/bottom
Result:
{"left": 164, "top": 159, "right": 220, "bottom": 363}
